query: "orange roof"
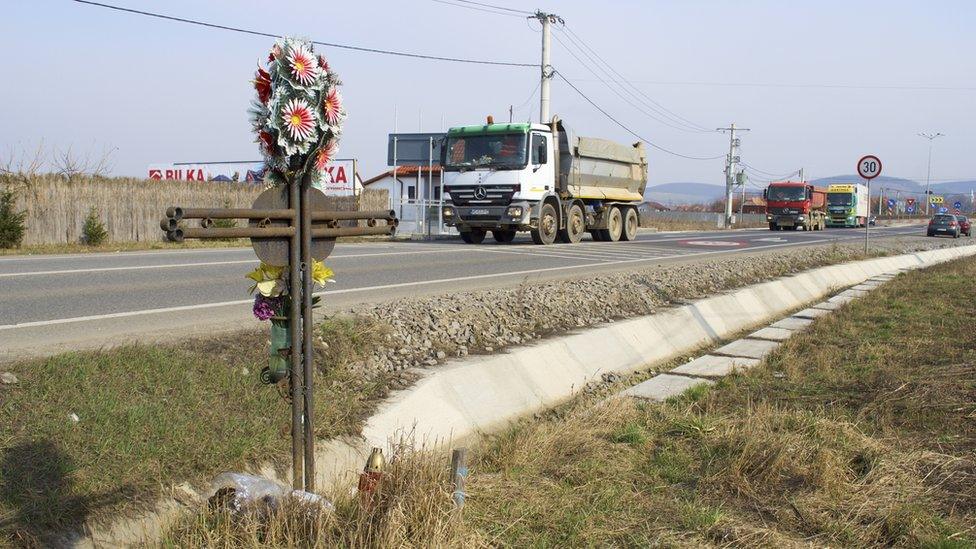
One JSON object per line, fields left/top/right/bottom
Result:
{"left": 363, "top": 165, "right": 442, "bottom": 186}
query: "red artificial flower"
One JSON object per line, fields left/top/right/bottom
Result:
{"left": 253, "top": 65, "right": 272, "bottom": 104}
{"left": 288, "top": 46, "right": 318, "bottom": 86}
{"left": 258, "top": 130, "right": 275, "bottom": 155}
{"left": 317, "top": 54, "right": 330, "bottom": 74}
{"left": 269, "top": 44, "right": 281, "bottom": 63}
{"left": 322, "top": 88, "right": 342, "bottom": 126}
{"left": 315, "top": 139, "right": 338, "bottom": 170}
{"left": 281, "top": 98, "right": 316, "bottom": 141}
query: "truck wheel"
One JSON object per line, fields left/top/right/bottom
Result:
{"left": 606, "top": 207, "right": 623, "bottom": 242}
{"left": 621, "top": 207, "right": 639, "bottom": 241}
{"left": 492, "top": 229, "right": 516, "bottom": 243}
{"left": 530, "top": 203, "right": 558, "bottom": 245}
{"left": 558, "top": 204, "right": 585, "bottom": 244}
{"left": 460, "top": 229, "right": 486, "bottom": 244}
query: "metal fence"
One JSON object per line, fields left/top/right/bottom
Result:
{"left": 641, "top": 210, "right": 767, "bottom": 228}
{"left": 395, "top": 198, "right": 457, "bottom": 237}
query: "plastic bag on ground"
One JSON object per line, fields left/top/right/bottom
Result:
{"left": 209, "top": 472, "right": 333, "bottom": 513}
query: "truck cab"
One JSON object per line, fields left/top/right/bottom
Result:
{"left": 764, "top": 181, "right": 827, "bottom": 231}
{"left": 826, "top": 184, "right": 869, "bottom": 228}
{"left": 441, "top": 122, "right": 557, "bottom": 244}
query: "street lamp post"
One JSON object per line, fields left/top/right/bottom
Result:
{"left": 918, "top": 132, "right": 944, "bottom": 216}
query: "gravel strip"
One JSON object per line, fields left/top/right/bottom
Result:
{"left": 337, "top": 236, "right": 970, "bottom": 375}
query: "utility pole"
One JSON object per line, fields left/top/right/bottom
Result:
{"left": 535, "top": 11, "right": 562, "bottom": 123}
{"left": 919, "top": 131, "right": 944, "bottom": 215}
{"left": 717, "top": 124, "right": 750, "bottom": 228}
{"left": 799, "top": 168, "right": 805, "bottom": 182}
{"left": 739, "top": 176, "right": 746, "bottom": 218}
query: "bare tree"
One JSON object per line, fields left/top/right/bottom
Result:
{"left": 89, "top": 146, "right": 117, "bottom": 179}
{"left": 0, "top": 141, "right": 46, "bottom": 191}
{"left": 51, "top": 144, "right": 117, "bottom": 181}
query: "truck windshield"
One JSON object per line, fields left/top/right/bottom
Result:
{"left": 444, "top": 133, "right": 527, "bottom": 169}
{"left": 767, "top": 186, "right": 806, "bottom": 201}
{"left": 828, "top": 193, "right": 853, "bottom": 206}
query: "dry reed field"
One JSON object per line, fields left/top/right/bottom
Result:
{"left": 0, "top": 174, "right": 389, "bottom": 246}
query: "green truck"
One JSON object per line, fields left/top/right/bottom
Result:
{"left": 826, "top": 183, "right": 869, "bottom": 228}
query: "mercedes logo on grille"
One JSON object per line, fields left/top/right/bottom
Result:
{"left": 473, "top": 186, "right": 488, "bottom": 200}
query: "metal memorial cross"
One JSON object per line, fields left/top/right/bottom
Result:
{"left": 160, "top": 181, "right": 396, "bottom": 492}
{"left": 157, "top": 36, "right": 397, "bottom": 493}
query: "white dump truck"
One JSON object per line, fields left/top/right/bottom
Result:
{"left": 441, "top": 116, "right": 648, "bottom": 244}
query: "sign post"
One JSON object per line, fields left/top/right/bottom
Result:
{"left": 857, "top": 155, "right": 882, "bottom": 254}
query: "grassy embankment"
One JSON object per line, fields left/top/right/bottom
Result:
{"left": 0, "top": 319, "right": 398, "bottom": 547}
{"left": 165, "top": 256, "right": 976, "bottom": 547}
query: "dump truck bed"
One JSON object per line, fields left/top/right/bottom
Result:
{"left": 557, "top": 124, "right": 648, "bottom": 202}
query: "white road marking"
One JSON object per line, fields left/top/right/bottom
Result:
{"left": 0, "top": 259, "right": 257, "bottom": 278}
{"left": 0, "top": 238, "right": 838, "bottom": 331}
{"left": 475, "top": 247, "right": 619, "bottom": 262}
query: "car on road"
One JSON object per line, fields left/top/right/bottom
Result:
{"left": 927, "top": 214, "right": 961, "bottom": 238}
{"left": 956, "top": 215, "right": 971, "bottom": 236}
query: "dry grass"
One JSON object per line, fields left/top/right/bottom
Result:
{"left": 464, "top": 257, "right": 976, "bottom": 547}
{"left": 159, "top": 256, "right": 976, "bottom": 547}
{"left": 162, "top": 444, "right": 485, "bottom": 548}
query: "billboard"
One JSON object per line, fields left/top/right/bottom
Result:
{"left": 148, "top": 162, "right": 264, "bottom": 183}
{"left": 387, "top": 133, "right": 445, "bottom": 166}
{"left": 147, "top": 160, "right": 360, "bottom": 196}
{"left": 314, "top": 160, "right": 358, "bottom": 196}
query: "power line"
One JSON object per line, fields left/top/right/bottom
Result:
{"left": 550, "top": 31, "right": 708, "bottom": 135}
{"left": 73, "top": 0, "right": 537, "bottom": 67}
{"left": 558, "top": 25, "right": 713, "bottom": 133}
{"left": 554, "top": 71, "right": 725, "bottom": 161}
{"left": 740, "top": 162, "right": 799, "bottom": 179}
{"left": 449, "top": 0, "right": 533, "bottom": 15}
{"left": 568, "top": 78, "right": 976, "bottom": 92}
{"left": 430, "top": 0, "right": 526, "bottom": 18}
{"left": 516, "top": 80, "right": 542, "bottom": 109}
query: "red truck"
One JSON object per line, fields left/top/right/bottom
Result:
{"left": 763, "top": 181, "right": 827, "bottom": 231}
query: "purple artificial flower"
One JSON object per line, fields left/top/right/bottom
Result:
{"left": 253, "top": 294, "right": 280, "bottom": 321}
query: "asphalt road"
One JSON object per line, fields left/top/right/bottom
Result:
{"left": 0, "top": 224, "right": 926, "bottom": 360}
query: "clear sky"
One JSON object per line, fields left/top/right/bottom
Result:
{"left": 3, "top": 0, "right": 974, "bottom": 187}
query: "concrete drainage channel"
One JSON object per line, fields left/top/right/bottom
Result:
{"left": 84, "top": 245, "right": 976, "bottom": 547}
{"left": 621, "top": 272, "right": 897, "bottom": 401}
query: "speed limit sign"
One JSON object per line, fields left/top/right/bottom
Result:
{"left": 857, "top": 155, "right": 882, "bottom": 180}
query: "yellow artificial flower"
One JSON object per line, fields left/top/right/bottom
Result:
{"left": 311, "top": 260, "right": 334, "bottom": 286}
{"left": 246, "top": 262, "right": 285, "bottom": 297}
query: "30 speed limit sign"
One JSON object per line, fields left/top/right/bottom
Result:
{"left": 857, "top": 155, "right": 882, "bottom": 180}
